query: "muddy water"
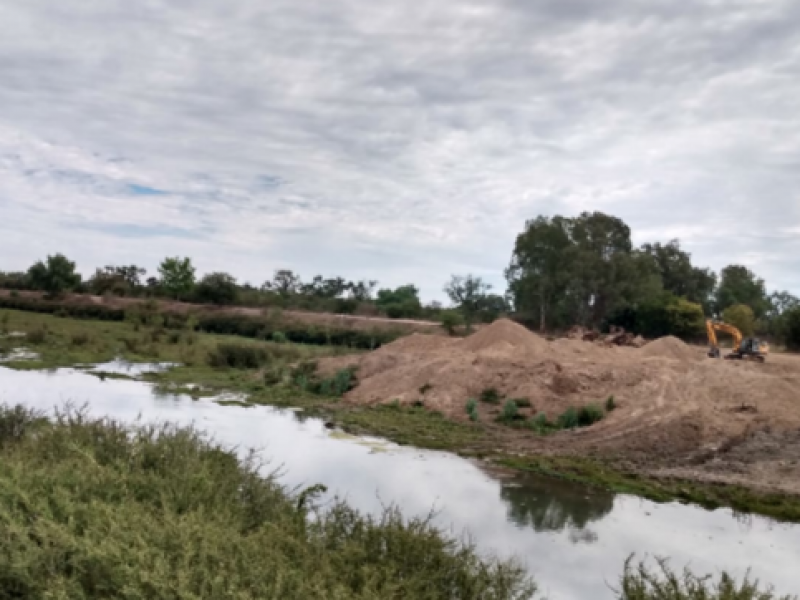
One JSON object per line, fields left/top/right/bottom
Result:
{"left": 1, "top": 365, "right": 798, "bottom": 599}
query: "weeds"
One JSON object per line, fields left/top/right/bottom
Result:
{"left": 466, "top": 398, "right": 479, "bottom": 422}
{"left": 606, "top": 395, "right": 617, "bottom": 411}
{"left": 24, "top": 328, "right": 46, "bottom": 344}
{"left": 617, "top": 556, "right": 794, "bottom": 600}
{"left": 0, "top": 405, "right": 535, "bottom": 599}
{"left": 557, "top": 407, "right": 580, "bottom": 429}
{"left": 578, "top": 403, "right": 605, "bottom": 427}
{"left": 512, "top": 398, "right": 532, "bottom": 409}
{"left": 70, "top": 331, "right": 91, "bottom": 346}
{"left": 208, "top": 343, "right": 269, "bottom": 369}
{"left": 500, "top": 399, "right": 521, "bottom": 422}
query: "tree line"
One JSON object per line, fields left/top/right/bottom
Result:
{"left": 2, "top": 210, "right": 798, "bottom": 347}
{"left": 0, "top": 256, "right": 507, "bottom": 330}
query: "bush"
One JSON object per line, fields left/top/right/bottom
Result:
{"left": 0, "top": 405, "right": 535, "bottom": 599}
{"left": 577, "top": 403, "right": 605, "bottom": 427}
{"left": 556, "top": 407, "right": 579, "bottom": 430}
{"left": 440, "top": 311, "right": 463, "bottom": 336}
{"left": 465, "top": 398, "right": 479, "bottom": 422}
{"left": 25, "top": 329, "right": 46, "bottom": 344}
{"left": 785, "top": 307, "right": 800, "bottom": 351}
{"left": 606, "top": 395, "right": 617, "bottom": 411}
{"left": 272, "top": 331, "right": 287, "bottom": 344}
{"left": 70, "top": 332, "right": 91, "bottom": 346}
{"left": 208, "top": 344, "right": 269, "bottom": 369}
{"left": 618, "top": 556, "right": 793, "bottom": 600}
{"left": 500, "top": 399, "right": 520, "bottom": 422}
{"left": 511, "top": 398, "right": 532, "bottom": 409}
{"left": 480, "top": 388, "right": 501, "bottom": 404}
{"left": 529, "top": 413, "right": 552, "bottom": 434}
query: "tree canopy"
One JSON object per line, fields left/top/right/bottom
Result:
{"left": 158, "top": 257, "right": 196, "bottom": 301}
{"left": 27, "top": 254, "right": 81, "bottom": 298}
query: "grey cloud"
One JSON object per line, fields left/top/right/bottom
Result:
{"left": 0, "top": 0, "right": 798, "bottom": 300}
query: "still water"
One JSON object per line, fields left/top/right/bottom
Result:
{"left": 0, "top": 365, "right": 797, "bottom": 599}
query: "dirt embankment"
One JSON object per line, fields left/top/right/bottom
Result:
{"left": 318, "top": 319, "right": 800, "bottom": 496}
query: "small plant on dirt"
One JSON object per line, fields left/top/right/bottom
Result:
{"left": 317, "top": 368, "right": 357, "bottom": 397}
{"left": 500, "top": 399, "right": 520, "bottom": 422}
{"left": 419, "top": 383, "right": 433, "bottom": 395}
{"left": 577, "top": 403, "right": 605, "bottom": 427}
{"left": 511, "top": 398, "right": 532, "bottom": 409}
{"left": 272, "top": 331, "right": 287, "bottom": 344}
{"left": 70, "top": 332, "right": 91, "bottom": 347}
{"left": 465, "top": 398, "right": 479, "bottom": 422}
{"left": 606, "top": 395, "right": 617, "bottom": 411}
{"left": 480, "top": 388, "right": 501, "bottom": 405}
{"left": 530, "top": 413, "right": 552, "bottom": 434}
{"left": 556, "top": 407, "right": 579, "bottom": 430}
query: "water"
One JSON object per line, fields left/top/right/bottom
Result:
{"left": 1, "top": 365, "right": 798, "bottom": 599}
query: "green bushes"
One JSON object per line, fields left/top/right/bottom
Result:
{"left": 577, "top": 404, "right": 604, "bottom": 427}
{"left": 501, "top": 399, "right": 520, "bottom": 422}
{"left": 480, "top": 388, "right": 501, "bottom": 404}
{"left": 530, "top": 402, "right": 608, "bottom": 435}
{"left": 606, "top": 395, "right": 617, "bottom": 411}
{"left": 208, "top": 343, "right": 269, "bottom": 369}
{"left": 0, "top": 405, "right": 534, "bottom": 599}
{"left": 289, "top": 363, "right": 358, "bottom": 397}
{"left": 24, "top": 328, "right": 47, "bottom": 344}
{"left": 70, "top": 331, "right": 91, "bottom": 346}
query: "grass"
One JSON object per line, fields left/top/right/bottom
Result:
{"left": 0, "top": 404, "right": 535, "bottom": 599}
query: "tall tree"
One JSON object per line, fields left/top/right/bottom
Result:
{"left": 27, "top": 254, "right": 81, "bottom": 298}
{"left": 158, "top": 257, "right": 196, "bottom": 301}
{"left": 263, "top": 270, "right": 302, "bottom": 297}
{"left": 641, "top": 240, "right": 716, "bottom": 312}
{"left": 715, "top": 265, "right": 769, "bottom": 318}
{"left": 444, "top": 274, "right": 492, "bottom": 331}
{"left": 376, "top": 285, "right": 422, "bottom": 318}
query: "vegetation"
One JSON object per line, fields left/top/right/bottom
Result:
{"left": 480, "top": 387, "right": 502, "bottom": 404}
{"left": 466, "top": 398, "right": 479, "bottom": 422}
{"left": 722, "top": 304, "right": 756, "bottom": 338}
{"left": 606, "top": 395, "right": 617, "bottom": 411}
{"left": 617, "top": 557, "right": 795, "bottom": 600}
{"left": 444, "top": 274, "right": 503, "bottom": 331}
{"left": 158, "top": 256, "right": 196, "bottom": 300}
{"left": 0, "top": 405, "right": 535, "bottom": 599}
{"left": 26, "top": 253, "right": 81, "bottom": 298}
{"left": 500, "top": 399, "right": 520, "bottom": 422}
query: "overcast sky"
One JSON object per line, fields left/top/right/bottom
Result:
{"left": 1, "top": 1, "right": 798, "bottom": 301}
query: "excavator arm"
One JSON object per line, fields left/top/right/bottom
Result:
{"left": 706, "top": 319, "right": 767, "bottom": 362}
{"left": 707, "top": 320, "right": 742, "bottom": 350}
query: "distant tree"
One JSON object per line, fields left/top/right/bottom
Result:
{"left": 444, "top": 274, "right": 492, "bottom": 331}
{"left": 88, "top": 265, "right": 146, "bottom": 297}
{"left": 158, "top": 257, "right": 196, "bottom": 301}
{"left": 478, "top": 294, "right": 511, "bottom": 323}
{"left": 27, "top": 254, "right": 81, "bottom": 298}
{"left": 376, "top": 285, "right": 422, "bottom": 318}
{"left": 722, "top": 304, "right": 756, "bottom": 337}
{"left": 195, "top": 272, "right": 239, "bottom": 305}
{"left": 263, "top": 270, "right": 302, "bottom": 297}
{"left": 784, "top": 307, "right": 800, "bottom": 351}
{"left": 348, "top": 279, "right": 378, "bottom": 301}
{"left": 762, "top": 291, "right": 800, "bottom": 342}
{"left": 715, "top": 265, "right": 769, "bottom": 318}
{"left": 0, "top": 271, "right": 31, "bottom": 291}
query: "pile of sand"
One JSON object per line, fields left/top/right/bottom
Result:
{"left": 640, "top": 336, "right": 700, "bottom": 362}
{"left": 459, "top": 319, "right": 549, "bottom": 357}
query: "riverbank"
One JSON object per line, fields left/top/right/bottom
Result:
{"left": 3, "top": 308, "right": 800, "bottom": 524}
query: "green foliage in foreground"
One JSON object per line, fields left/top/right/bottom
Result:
{"left": 0, "top": 405, "right": 535, "bottom": 599}
{"left": 617, "top": 557, "right": 795, "bottom": 600}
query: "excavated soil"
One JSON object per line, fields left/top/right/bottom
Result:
{"left": 317, "top": 319, "right": 800, "bottom": 495}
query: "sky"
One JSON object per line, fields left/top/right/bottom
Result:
{"left": 1, "top": 0, "right": 798, "bottom": 302}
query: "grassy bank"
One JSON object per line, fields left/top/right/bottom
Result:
{"left": 0, "top": 405, "right": 792, "bottom": 600}
{"left": 3, "top": 308, "right": 800, "bottom": 526}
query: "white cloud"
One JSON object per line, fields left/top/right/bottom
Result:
{"left": 1, "top": 0, "right": 799, "bottom": 299}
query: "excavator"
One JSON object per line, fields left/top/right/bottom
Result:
{"left": 706, "top": 319, "right": 769, "bottom": 362}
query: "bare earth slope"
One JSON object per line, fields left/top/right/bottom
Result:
{"left": 318, "top": 319, "right": 800, "bottom": 495}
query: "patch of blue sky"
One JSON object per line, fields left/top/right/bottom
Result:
{"left": 127, "top": 183, "right": 169, "bottom": 196}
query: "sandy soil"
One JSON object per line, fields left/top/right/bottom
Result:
{"left": 317, "top": 319, "right": 800, "bottom": 495}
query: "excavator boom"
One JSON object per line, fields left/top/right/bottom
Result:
{"left": 706, "top": 319, "right": 767, "bottom": 363}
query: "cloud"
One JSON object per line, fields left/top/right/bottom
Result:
{"left": 0, "top": 0, "right": 798, "bottom": 299}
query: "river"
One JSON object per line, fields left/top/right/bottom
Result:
{"left": 0, "top": 363, "right": 798, "bottom": 599}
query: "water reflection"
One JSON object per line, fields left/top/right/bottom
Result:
{"left": 501, "top": 475, "right": 614, "bottom": 540}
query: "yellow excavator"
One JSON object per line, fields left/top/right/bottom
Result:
{"left": 706, "top": 319, "right": 769, "bottom": 362}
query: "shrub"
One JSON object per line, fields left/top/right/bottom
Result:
{"left": 722, "top": 304, "right": 756, "bottom": 338}
{"left": 465, "top": 398, "right": 479, "bottom": 422}
{"left": 556, "top": 407, "right": 579, "bottom": 430}
{"left": 511, "top": 398, "right": 532, "bottom": 409}
{"left": 785, "top": 307, "right": 800, "bottom": 351}
{"left": 316, "top": 368, "right": 357, "bottom": 397}
{"left": 25, "top": 329, "right": 46, "bottom": 344}
{"left": 272, "top": 331, "right": 287, "bottom": 344}
{"left": 577, "top": 403, "right": 605, "bottom": 427}
{"left": 70, "top": 332, "right": 91, "bottom": 346}
{"left": 440, "top": 310, "right": 464, "bottom": 336}
{"left": 0, "top": 405, "right": 535, "bottom": 598}
{"left": 530, "top": 413, "right": 551, "bottom": 434}
{"left": 480, "top": 388, "right": 501, "bottom": 404}
{"left": 208, "top": 344, "right": 268, "bottom": 369}
{"left": 606, "top": 395, "right": 617, "bottom": 411}
{"left": 500, "top": 399, "right": 520, "bottom": 422}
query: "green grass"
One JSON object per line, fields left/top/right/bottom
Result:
{"left": 0, "top": 405, "right": 535, "bottom": 599}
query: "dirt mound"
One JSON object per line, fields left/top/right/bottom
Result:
{"left": 640, "top": 336, "right": 699, "bottom": 361}
{"left": 459, "top": 319, "right": 550, "bottom": 357}
{"left": 380, "top": 333, "right": 459, "bottom": 353}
